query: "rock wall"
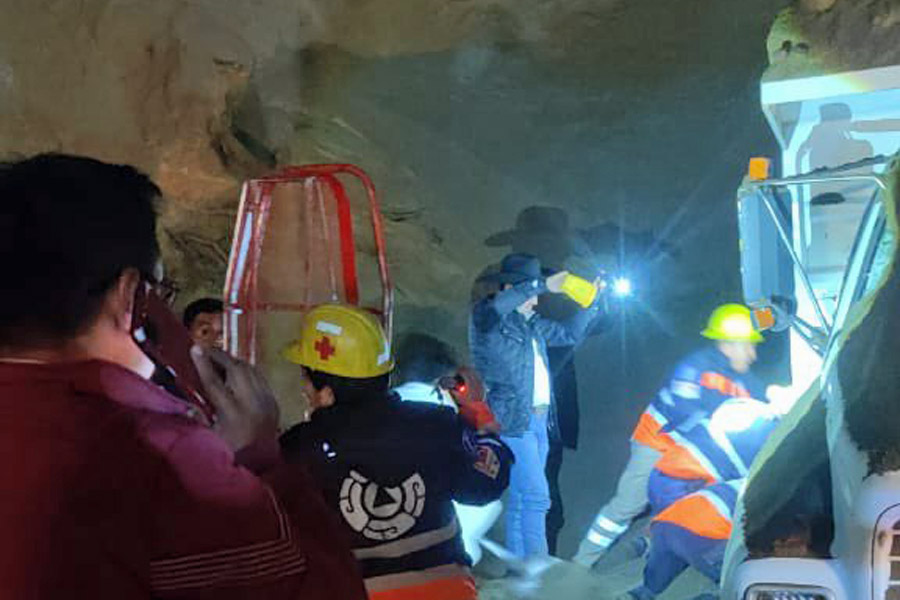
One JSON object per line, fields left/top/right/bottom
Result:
{"left": 0, "top": 0, "right": 316, "bottom": 296}
{"left": 0, "top": 0, "right": 624, "bottom": 314}
{"left": 767, "top": 0, "right": 900, "bottom": 80}
{"left": 0, "top": 0, "right": 784, "bottom": 343}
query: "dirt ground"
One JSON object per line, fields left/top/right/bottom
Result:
{"left": 475, "top": 522, "right": 717, "bottom": 599}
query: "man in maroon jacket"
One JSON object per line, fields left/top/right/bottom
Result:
{"left": 0, "top": 154, "right": 366, "bottom": 599}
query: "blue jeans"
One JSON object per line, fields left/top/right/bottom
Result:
{"left": 642, "top": 521, "right": 725, "bottom": 595}
{"left": 501, "top": 410, "right": 551, "bottom": 558}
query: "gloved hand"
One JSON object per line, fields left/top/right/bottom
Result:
{"left": 765, "top": 384, "right": 796, "bottom": 416}
{"left": 443, "top": 366, "right": 500, "bottom": 433}
{"left": 458, "top": 400, "right": 500, "bottom": 433}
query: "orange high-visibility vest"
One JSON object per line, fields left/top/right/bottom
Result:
{"left": 631, "top": 405, "right": 677, "bottom": 453}
{"left": 654, "top": 443, "right": 719, "bottom": 484}
{"left": 367, "top": 568, "right": 476, "bottom": 600}
{"left": 653, "top": 480, "right": 742, "bottom": 540}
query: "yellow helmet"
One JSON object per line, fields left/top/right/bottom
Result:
{"left": 282, "top": 304, "right": 394, "bottom": 378}
{"left": 701, "top": 303, "right": 764, "bottom": 343}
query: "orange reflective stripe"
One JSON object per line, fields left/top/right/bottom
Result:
{"left": 699, "top": 372, "right": 749, "bottom": 398}
{"left": 368, "top": 576, "right": 477, "bottom": 600}
{"left": 654, "top": 444, "right": 717, "bottom": 484}
{"left": 654, "top": 495, "right": 732, "bottom": 540}
{"left": 631, "top": 411, "right": 676, "bottom": 452}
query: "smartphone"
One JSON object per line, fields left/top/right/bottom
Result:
{"left": 132, "top": 282, "right": 217, "bottom": 425}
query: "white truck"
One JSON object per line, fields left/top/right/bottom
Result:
{"left": 723, "top": 64, "right": 900, "bottom": 600}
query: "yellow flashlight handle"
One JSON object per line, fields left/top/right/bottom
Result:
{"left": 560, "top": 274, "right": 597, "bottom": 308}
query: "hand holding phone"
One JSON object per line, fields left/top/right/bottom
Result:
{"left": 132, "top": 282, "right": 216, "bottom": 424}
{"left": 132, "top": 282, "right": 280, "bottom": 449}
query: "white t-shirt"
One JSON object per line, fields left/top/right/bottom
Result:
{"left": 532, "top": 338, "right": 551, "bottom": 408}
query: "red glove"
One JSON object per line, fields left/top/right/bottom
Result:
{"left": 444, "top": 367, "right": 499, "bottom": 433}
{"left": 458, "top": 400, "right": 499, "bottom": 432}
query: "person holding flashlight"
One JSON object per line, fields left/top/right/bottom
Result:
{"left": 469, "top": 253, "right": 605, "bottom": 559}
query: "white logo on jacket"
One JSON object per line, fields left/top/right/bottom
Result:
{"left": 339, "top": 470, "right": 426, "bottom": 541}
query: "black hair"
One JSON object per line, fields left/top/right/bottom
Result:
{"left": 183, "top": 297, "right": 224, "bottom": 327}
{"left": 393, "top": 332, "right": 459, "bottom": 385}
{"left": 0, "top": 154, "right": 161, "bottom": 346}
{"left": 306, "top": 368, "right": 391, "bottom": 404}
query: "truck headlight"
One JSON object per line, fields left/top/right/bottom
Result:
{"left": 745, "top": 585, "right": 833, "bottom": 600}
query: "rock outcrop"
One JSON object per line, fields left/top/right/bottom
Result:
{"left": 767, "top": 0, "right": 900, "bottom": 80}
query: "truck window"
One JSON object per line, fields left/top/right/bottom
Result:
{"left": 859, "top": 217, "right": 894, "bottom": 299}
{"left": 801, "top": 181, "right": 877, "bottom": 317}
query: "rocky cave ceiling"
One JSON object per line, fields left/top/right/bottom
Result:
{"left": 1, "top": 0, "right": 897, "bottom": 349}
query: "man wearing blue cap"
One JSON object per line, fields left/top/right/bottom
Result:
{"left": 469, "top": 253, "right": 604, "bottom": 558}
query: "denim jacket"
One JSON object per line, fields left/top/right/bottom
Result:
{"left": 468, "top": 279, "right": 602, "bottom": 437}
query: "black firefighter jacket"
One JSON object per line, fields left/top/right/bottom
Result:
{"left": 280, "top": 393, "right": 512, "bottom": 593}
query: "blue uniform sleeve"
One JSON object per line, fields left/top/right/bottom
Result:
{"left": 662, "top": 362, "right": 735, "bottom": 432}
{"left": 743, "top": 372, "right": 769, "bottom": 402}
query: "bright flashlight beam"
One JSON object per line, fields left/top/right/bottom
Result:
{"left": 612, "top": 277, "right": 632, "bottom": 297}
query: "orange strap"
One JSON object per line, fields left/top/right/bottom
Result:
{"left": 368, "top": 576, "right": 478, "bottom": 600}
{"left": 699, "top": 372, "right": 749, "bottom": 398}
{"left": 631, "top": 411, "right": 676, "bottom": 453}
{"left": 654, "top": 494, "right": 732, "bottom": 540}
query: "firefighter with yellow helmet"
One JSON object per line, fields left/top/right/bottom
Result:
{"left": 279, "top": 304, "right": 512, "bottom": 600}
{"left": 573, "top": 303, "right": 766, "bottom": 568}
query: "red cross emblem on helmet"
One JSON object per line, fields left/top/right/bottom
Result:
{"left": 315, "top": 336, "right": 336, "bottom": 361}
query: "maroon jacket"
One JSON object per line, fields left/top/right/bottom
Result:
{"left": 0, "top": 360, "right": 366, "bottom": 599}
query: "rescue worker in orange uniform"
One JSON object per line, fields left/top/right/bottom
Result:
{"left": 647, "top": 394, "right": 778, "bottom": 514}
{"left": 625, "top": 396, "right": 780, "bottom": 600}
{"left": 280, "top": 304, "right": 513, "bottom": 600}
{"left": 574, "top": 304, "right": 766, "bottom": 567}
{"left": 626, "top": 480, "right": 743, "bottom": 600}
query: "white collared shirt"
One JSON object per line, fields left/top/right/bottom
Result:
{"left": 532, "top": 339, "right": 551, "bottom": 408}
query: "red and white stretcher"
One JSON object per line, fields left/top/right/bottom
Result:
{"left": 223, "top": 164, "right": 393, "bottom": 425}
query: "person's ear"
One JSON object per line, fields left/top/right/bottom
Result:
{"left": 314, "top": 386, "right": 336, "bottom": 411}
{"left": 109, "top": 268, "right": 141, "bottom": 333}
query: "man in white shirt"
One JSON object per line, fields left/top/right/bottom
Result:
{"left": 392, "top": 334, "right": 503, "bottom": 565}
{"left": 469, "top": 254, "right": 604, "bottom": 558}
